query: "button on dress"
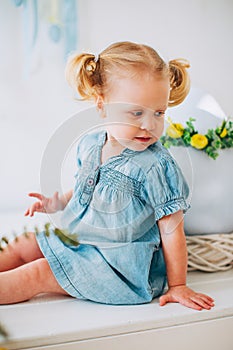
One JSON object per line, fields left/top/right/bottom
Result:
{"left": 37, "top": 130, "right": 189, "bottom": 305}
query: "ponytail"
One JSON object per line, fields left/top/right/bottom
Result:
{"left": 168, "top": 59, "right": 190, "bottom": 107}
{"left": 65, "top": 53, "right": 102, "bottom": 100}
{"left": 65, "top": 43, "right": 191, "bottom": 105}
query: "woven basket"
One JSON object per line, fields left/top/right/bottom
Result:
{"left": 186, "top": 232, "right": 233, "bottom": 272}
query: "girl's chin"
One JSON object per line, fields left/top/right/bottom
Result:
{"left": 125, "top": 140, "right": 155, "bottom": 152}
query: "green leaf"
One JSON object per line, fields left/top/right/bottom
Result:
{"left": 161, "top": 116, "right": 233, "bottom": 159}
{"left": 205, "top": 146, "right": 219, "bottom": 159}
{"left": 0, "top": 322, "right": 9, "bottom": 339}
{"left": 54, "top": 228, "right": 79, "bottom": 246}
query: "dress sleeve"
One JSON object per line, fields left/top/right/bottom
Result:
{"left": 75, "top": 133, "right": 89, "bottom": 170}
{"left": 144, "top": 155, "right": 190, "bottom": 221}
{"left": 75, "top": 131, "right": 100, "bottom": 171}
{"left": 75, "top": 145, "right": 81, "bottom": 170}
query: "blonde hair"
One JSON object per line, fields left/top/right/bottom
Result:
{"left": 65, "top": 41, "right": 190, "bottom": 107}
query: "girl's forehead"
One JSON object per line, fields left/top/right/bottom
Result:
{"left": 105, "top": 75, "right": 170, "bottom": 109}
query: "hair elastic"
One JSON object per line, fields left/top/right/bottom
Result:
{"left": 94, "top": 53, "right": 99, "bottom": 63}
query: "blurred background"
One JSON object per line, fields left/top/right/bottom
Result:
{"left": 0, "top": 0, "right": 233, "bottom": 216}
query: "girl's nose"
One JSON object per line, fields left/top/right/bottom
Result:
{"left": 140, "top": 115, "right": 156, "bottom": 131}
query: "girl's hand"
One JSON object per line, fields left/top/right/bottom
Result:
{"left": 159, "top": 285, "right": 215, "bottom": 311}
{"left": 24, "top": 192, "right": 63, "bottom": 217}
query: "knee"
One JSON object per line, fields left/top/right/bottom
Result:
{"left": 33, "top": 258, "right": 68, "bottom": 295}
{"left": 10, "top": 232, "right": 43, "bottom": 263}
{"left": 33, "top": 258, "right": 51, "bottom": 284}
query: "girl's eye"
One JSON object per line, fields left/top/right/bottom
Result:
{"left": 132, "top": 111, "right": 143, "bottom": 117}
{"left": 154, "top": 111, "right": 165, "bottom": 117}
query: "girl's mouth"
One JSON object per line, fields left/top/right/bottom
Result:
{"left": 134, "top": 137, "right": 151, "bottom": 143}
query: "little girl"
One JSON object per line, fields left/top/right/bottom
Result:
{"left": 0, "top": 41, "right": 214, "bottom": 310}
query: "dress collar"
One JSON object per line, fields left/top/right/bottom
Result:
{"left": 97, "top": 129, "right": 159, "bottom": 157}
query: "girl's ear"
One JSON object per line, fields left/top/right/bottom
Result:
{"left": 96, "top": 95, "right": 106, "bottom": 118}
{"left": 96, "top": 95, "right": 104, "bottom": 110}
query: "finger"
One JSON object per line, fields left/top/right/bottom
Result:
{"left": 28, "top": 208, "right": 34, "bottom": 217}
{"left": 190, "top": 296, "right": 213, "bottom": 310}
{"left": 198, "top": 293, "right": 215, "bottom": 303}
{"left": 53, "top": 191, "right": 59, "bottom": 204}
{"left": 182, "top": 298, "right": 203, "bottom": 311}
{"left": 24, "top": 209, "right": 29, "bottom": 216}
{"left": 190, "top": 293, "right": 215, "bottom": 307}
{"left": 199, "top": 296, "right": 215, "bottom": 307}
{"left": 29, "top": 203, "right": 44, "bottom": 216}
{"left": 29, "top": 206, "right": 36, "bottom": 216}
{"left": 159, "top": 294, "right": 176, "bottom": 306}
{"left": 54, "top": 191, "right": 59, "bottom": 199}
{"left": 159, "top": 295, "right": 167, "bottom": 306}
{"left": 28, "top": 193, "right": 44, "bottom": 200}
{"left": 25, "top": 208, "right": 35, "bottom": 217}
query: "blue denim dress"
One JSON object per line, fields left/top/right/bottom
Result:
{"left": 37, "top": 130, "right": 189, "bottom": 305}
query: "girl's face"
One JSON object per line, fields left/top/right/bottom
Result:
{"left": 100, "top": 73, "right": 170, "bottom": 152}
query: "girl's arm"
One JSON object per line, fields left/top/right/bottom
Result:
{"left": 158, "top": 210, "right": 215, "bottom": 310}
{"left": 58, "top": 190, "right": 73, "bottom": 209}
{"left": 25, "top": 190, "right": 73, "bottom": 217}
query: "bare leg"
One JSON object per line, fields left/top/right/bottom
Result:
{"left": 0, "top": 233, "right": 43, "bottom": 271}
{"left": 0, "top": 258, "right": 69, "bottom": 304}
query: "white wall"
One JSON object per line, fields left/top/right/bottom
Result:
{"left": 0, "top": 0, "right": 233, "bottom": 212}
{"left": 80, "top": 0, "right": 233, "bottom": 114}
